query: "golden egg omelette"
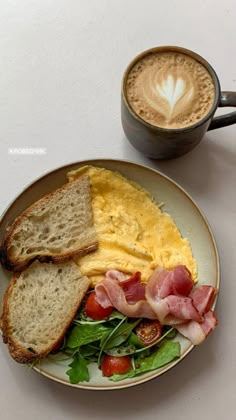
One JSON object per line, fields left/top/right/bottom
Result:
{"left": 67, "top": 165, "right": 197, "bottom": 287}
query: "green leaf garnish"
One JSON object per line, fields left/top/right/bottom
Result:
{"left": 66, "top": 353, "right": 89, "bottom": 384}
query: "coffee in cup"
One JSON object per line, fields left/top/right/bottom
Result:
{"left": 121, "top": 46, "right": 236, "bottom": 159}
{"left": 126, "top": 51, "right": 215, "bottom": 129}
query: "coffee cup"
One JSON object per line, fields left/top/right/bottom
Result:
{"left": 121, "top": 46, "right": 236, "bottom": 159}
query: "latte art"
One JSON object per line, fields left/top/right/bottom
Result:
{"left": 143, "top": 68, "right": 196, "bottom": 123}
{"left": 126, "top": 52, "right": 215, "bottom": 129}
{"left": 156, "top": 75, "right": 188, "bottom": 112}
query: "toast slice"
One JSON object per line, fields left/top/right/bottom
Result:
{"left": 1, "top": 261, "right": 91, "bottom": 363}
{"left": 0, "top": 175, "right": 98, "bottom": 271}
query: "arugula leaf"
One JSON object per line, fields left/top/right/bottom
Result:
{"left": 109, "top": 311, "right": 127, "bottom": 320}
{"left": 105, "top": 343, "right": 137, "bottom": 356}
{"left": 103, "top": 325, "right": 147, "bottom": 357}
{"left": 28, "top": 359, "right": 40, "bottom": 369}
{"left": 105, "top": 327, "right": 177, "bottom": 357}
{"left": 66, "top": 353, "right": 89, "bottom": 383}
{"left": 162, "top": 327, "right": 177, "bottom": 339}
{"left": 103, "top": 319, "right": 141, "bottom": 350}
{"left": 98, "top": 317, "right": 127, "bottom": 365}
{"left": 66, "top": 324, "right": 112, "bottom": 348}
{"left": 80, "top": 344, "right": 100, "bottom": 358}
{"left": 110, "top": 341, "right": 181, "bottom": 381}
{"left": 129, "top": 332, "right": 145, "bottom": 348}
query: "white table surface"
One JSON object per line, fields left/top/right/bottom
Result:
{"left": 0, "top": 1, "right": 236, "bottom": 419}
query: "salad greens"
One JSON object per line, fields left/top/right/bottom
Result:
{"left": 50, "top": 297, "right": 181, "bottom": 384}
{"left": 66, "top": 323, "right": 112, "bottom": 348}
{"left": 110, "top": 341, "right": 180, "bottom": 381}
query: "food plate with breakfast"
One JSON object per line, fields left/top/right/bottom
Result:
{"left": 0, "top": 159, "right": 219, "bottom": 390}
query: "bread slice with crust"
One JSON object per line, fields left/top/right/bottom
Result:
{"left": 0, "top": 175, "right": 98, "bottom": 272}
{"left": 1, "top": 261, "right": 91, "bottom": 363}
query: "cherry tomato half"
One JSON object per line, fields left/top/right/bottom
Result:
{"left": 135, "top": 319, "right": 162, "bottom": 346}
{"left": 85, "top": 291, "right": 113, "bottom": 320}
{"left": 101, "top": 355, "right": 131, "bottom": 377}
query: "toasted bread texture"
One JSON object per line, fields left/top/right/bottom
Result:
{"left": 1, "top": 261, "right": 91, "bottom": 363}
{"left": 0, "top": 175, "right": 98, "bottom": 271}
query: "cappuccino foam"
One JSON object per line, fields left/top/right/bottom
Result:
{"left": 126, "top": 51, "right": 215, "bottom": 129}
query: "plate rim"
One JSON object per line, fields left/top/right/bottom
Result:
{"left": 0, "top": 158, "right": 220, "bottom": 390}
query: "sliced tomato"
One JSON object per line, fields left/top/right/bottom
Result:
{"left": 85, "top": 291, "right": 113, "bottom": 320}
{"left": 101, "top": 355, "right": 131, "bottom": 377}
{"left": 135, "top": 319, "right": 162, "bottom": 346}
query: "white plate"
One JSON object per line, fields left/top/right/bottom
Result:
{"left": 0, "top": 159, "right": 220, "bottom": 390}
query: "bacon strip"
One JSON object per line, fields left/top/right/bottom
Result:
{"left": 95, "top": 273, "right": 156, "bottom": 319}
{"left": 119, "top": 272, "right": 146, "bottom": 303}
{"left": 153, "top": 265, "right": 194, "bottom": 299}
{"left": 175, "top": 320, "right": 206, "bottom": 345}
{"left": 176, "top": 311, "right": 218, "bottom": 345}
{"left": 145, "top": 266, "right": 201, "bottom": 324}
{"left": 190, "top": 285, "right": 217, "bottom": 315}
{"left": 105, "top": 270, "right": 127, "bottom": 282}
{"left": 146, "top": 267, "right": 218, "bottom": 340}
{"left": 95, "top": 266, "right": 218, "bottom": 345}
{"left": 201, "top": 310, "right": 218, "bottom": 336}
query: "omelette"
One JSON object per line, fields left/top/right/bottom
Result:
{"left": 67, "top": 165, "right": 197, "bottom": 286}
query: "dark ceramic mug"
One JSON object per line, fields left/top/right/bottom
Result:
{"left": 121, "top": 46, "right": 236, "bottom": 159}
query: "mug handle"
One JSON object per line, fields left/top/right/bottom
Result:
{"left": 208, "top": 91, "right": 236, "bottom": 130}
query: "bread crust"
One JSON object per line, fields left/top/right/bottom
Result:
{"left": 0, "top": 175, "right": 98, "bottom": 272}
{"left": 1, "top": 267, "right": 91, "bottom": 364}
{"left": 0, "top": 242, "right": 98, "bottom": 272}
